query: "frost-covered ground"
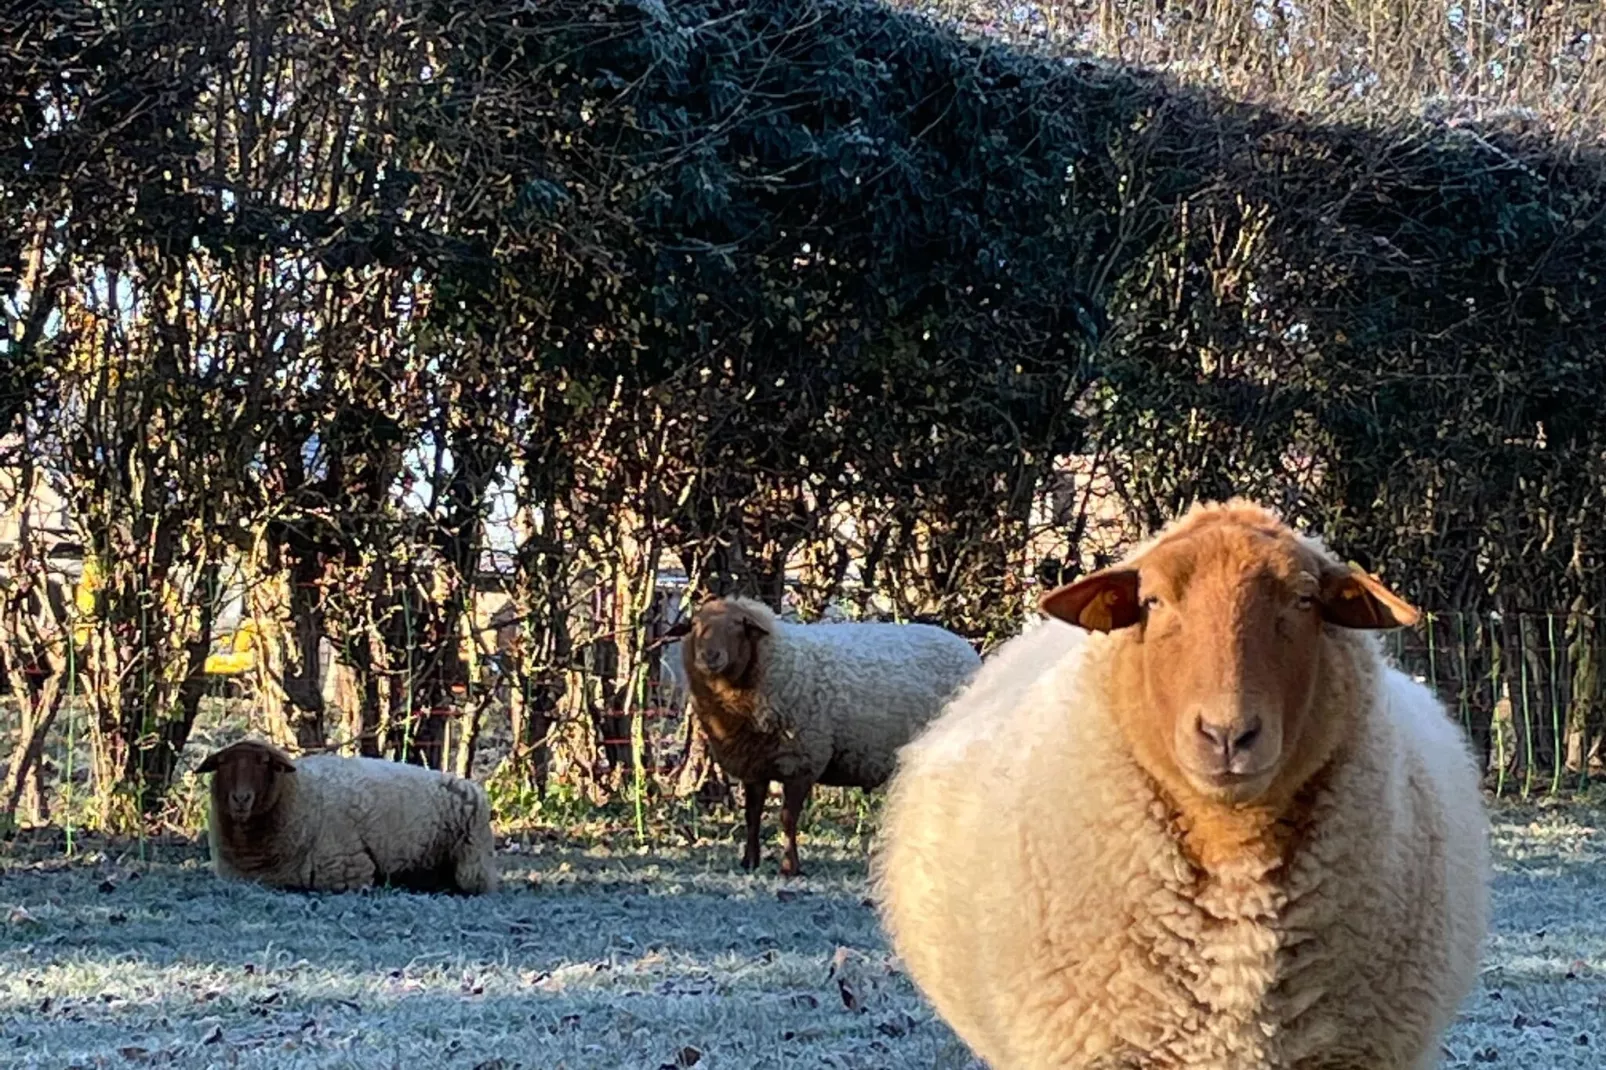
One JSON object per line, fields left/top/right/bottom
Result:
{"left": 1, "top": 801, "right": 1603, "bottom": 1069}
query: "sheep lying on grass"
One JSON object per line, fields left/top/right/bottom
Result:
{"left": 673, "top": 597, "right": 981, "bottom": 876}
{"left": 876, "top": 499, "right": 1490, "bottom": 1069}
{"left": 198, "top": 739, "right": 498, "bottom": 895}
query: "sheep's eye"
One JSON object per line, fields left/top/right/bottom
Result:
{"left": 1140, "top": 594, "right": 1162, "bottom": 611}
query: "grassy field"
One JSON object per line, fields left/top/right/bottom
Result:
{"left": 0, "top": 799, "right": 1603, "bottom": 1069}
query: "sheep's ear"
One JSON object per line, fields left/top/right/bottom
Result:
{"left": 662, "top": 619, "right": 692, "bottom": 640}
{"left": 267, "top": 751, "right": 297, "bottom": 773}
{"left": 1039, "top": 568, "right": 1143, "bottom": 632}
{"left": 196, "top": 750, "right": 226, "bottom": 774}
{"left": 1318, "top": 562, "right": 1420, "bottom": 630}
{"left": 738, "top": 607, "right": 771, "bottom": 638}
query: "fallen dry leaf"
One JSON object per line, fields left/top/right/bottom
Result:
{"left": 6, "top": 905, "right": 40, "bottom": 926}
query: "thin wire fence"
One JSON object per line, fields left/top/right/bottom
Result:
{"left": 3, "top": 606, "right": 1602, "bottom": 858}
{"left": 1384, "top": 611, "right": 1605, "bottom": 799}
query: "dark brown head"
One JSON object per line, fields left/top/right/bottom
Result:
{"left": 1039, "top": 500, "right": 1418, "bottom": 807}
{"left": 196, "top": 740, "right": 297, "bottom": 823}
{"left": 674, "top": 597, "right": 774, "bottom": 685}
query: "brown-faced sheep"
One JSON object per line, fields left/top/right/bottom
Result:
{"left": 874, "top": 499, "right": 1490, "bottom": 1069}
{"left": 672, "top": 596, "right": 980, "bottom": 876}
{"left": 198, "top": 739, "right": 498, "bottom": 895}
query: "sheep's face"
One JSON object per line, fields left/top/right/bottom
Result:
{"left": 1040, "top": 502, "right": 1418, "bottom": 806}
{"left": 197, "top": 741, "right": 296, "bottom": 822}
{"left": 682, "top": 598, "right": 771, "bottom": 683}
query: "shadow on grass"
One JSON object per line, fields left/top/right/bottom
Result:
{"left": 0, "top": 837, "right": 947, "bottom": 1069}
{"left": 0, "top": 837, "right": 890, "bottom": 986}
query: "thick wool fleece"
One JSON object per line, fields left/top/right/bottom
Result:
{"left": 701, "top": 599, "right": 981, "bottom": 790}
{"left": 208, "top": 755, "right": 498, "bottom": 895}
{"left": 875, "top": 619, "right": 1489, "bottom": 1070}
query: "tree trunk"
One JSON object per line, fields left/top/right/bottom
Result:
{"left": 1438, "top": 611, "right": 1497, "bottom": 779}
{"left": 1500, "top": 611, "right": 1560, "bottom": 791}
{"left": 126, "top": 558, "right": 221, "bottom": 815}
{"left": 0, "top": 544, "right": 73, "bottom": 826}
{"left": 589, "top": 632, "right": 631, "bottom": 780}
{"left": 454, "top": 693, "right": 493, "bottom": 779}
{"left": 674, "top": 716, "right": 733, "bottom": 807}
{"left": 1, "top": 670, "right": 65, "bottom": 825}
{"left": 20, "top": 752, "right": 51, "bottom": 826}
{"left": 275, "top": 551, "right": 329, "bottom": 749}
{"left": 1566, "top": 607, "right": 1605, "bottom": 781}
{"left": 509, "top": 673, "right": 559, "bottom": 797}
{"left": 357, "top": 662, "right": 384, "bottom": 758}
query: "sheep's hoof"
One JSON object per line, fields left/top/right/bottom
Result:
{"left": 740, "top": 852, "right": 759, "bottom": 871}
{"left": 779, "top": 859, "right": 804, "bottom": 879}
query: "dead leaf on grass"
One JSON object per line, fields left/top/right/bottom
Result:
{"left": 877, "top": 1012, "right": 917, "bottom": 1038}
{"left": 827, "top": 946, "right": 870, "bottom": 1014}
{"left": 657, "top": 1044, "right": 702, "bottom": 1069}
{"left": 5, "top": 905, "right": 41, "bottom": 927}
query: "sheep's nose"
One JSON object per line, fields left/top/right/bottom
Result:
{"left": 229, "top": 790, "right": 253, "bottom": 808}
{"left": 1196, "top": 716, "right": 1262, "bottom": 760}
{"left": 701, "top": 651, "right": 728, "bottom": 673}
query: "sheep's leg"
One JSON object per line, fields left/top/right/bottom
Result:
{"left": 778, "top": 779, "right": 812, "bottom": 878}
{"left": 313, "top": 847, "right": 376, "bottom": 893}
{"left": 741, "top": 781, "right": 767, "bottom": 870}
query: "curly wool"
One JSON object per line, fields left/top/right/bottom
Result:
{"left": 875, "top": 618, "right": 1489, "bottom": 1069}
{"left": 208, "top": 755, "right": 499, "bottom": 895}
{"left": 695, "top": 598, "right": 982, "bottom": 790}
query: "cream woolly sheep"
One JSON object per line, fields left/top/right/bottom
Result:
{"left": 198, "top": 739, "right": 499, "bottom": 895}
{"left": 875, "top": 500, "right": 1490, "bottom": 1069}
{"left": 671, "top": 596, "right": 980, "bottom": 876}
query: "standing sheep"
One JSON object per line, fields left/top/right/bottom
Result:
{"left": 875, "top": 500, "right": 1490, "bottom": 1069}
{"left": 198, "top": 739, "right": 499, "bottom": 895}
{"left": 673, "top": 596, "right": 981, "bottom": 876}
